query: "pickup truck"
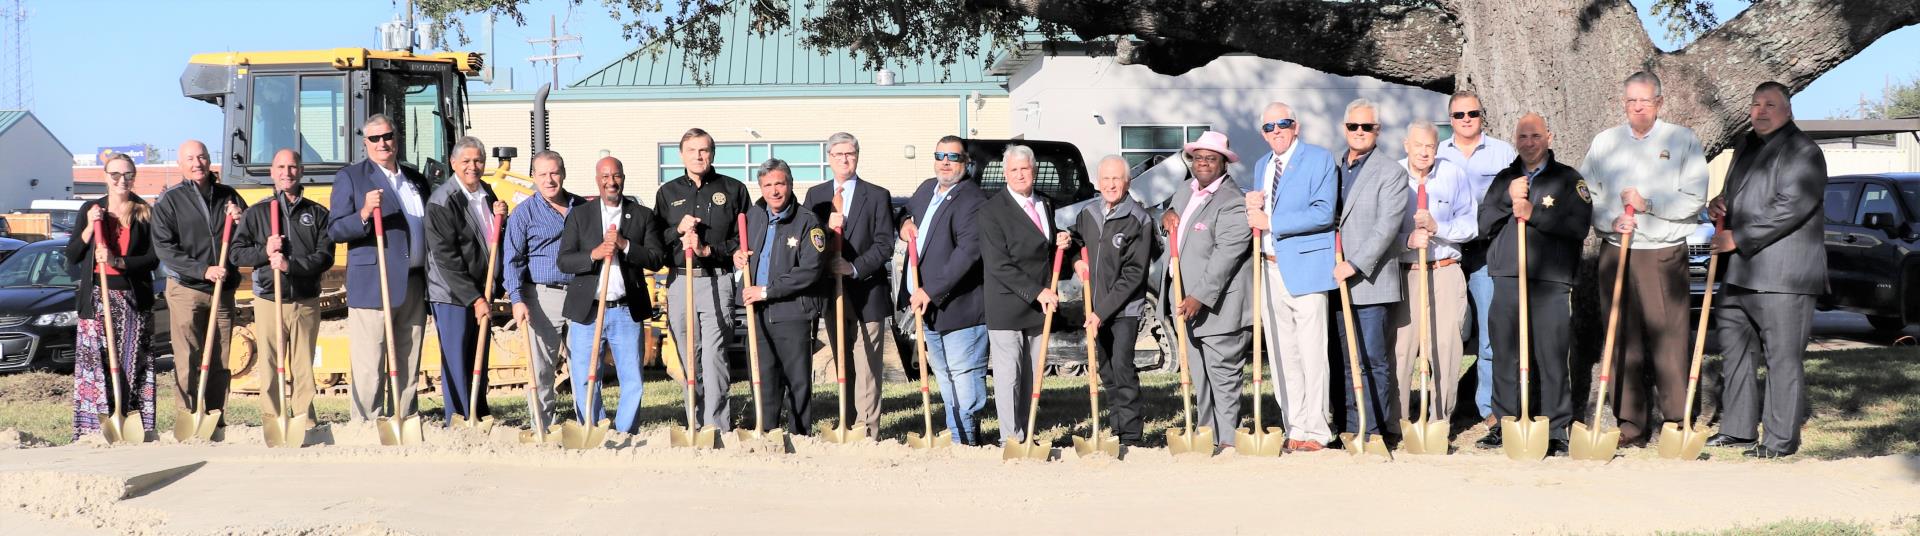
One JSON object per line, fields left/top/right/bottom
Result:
{"left": 1819, "top": 173, "right": 1920, "bottom": 332}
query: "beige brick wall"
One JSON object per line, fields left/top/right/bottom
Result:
{"left": 468, "top": 94, "right": 1010, "bottom": 207}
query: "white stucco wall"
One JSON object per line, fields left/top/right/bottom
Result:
{"left": 0, "top": 115, "right": 77, "bottom": 211}
{"left": 1007, "top": 53, "right": 1450, "bottom": 183}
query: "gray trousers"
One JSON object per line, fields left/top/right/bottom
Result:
{"left": 522, "top": 284, "right": 569, "bottom": 428}
{"left": 347, "top": 272, "right": 428, "bottom": 422}
{"left": 1192, "top": 329, "right": 1251, "bottom": 446}
{"left": 988, "top": 327, "right": 1041, "bottom": 444}
{"left": 1715, "top": 286, "right": 1813, "bottom": 453}
{"left": 667, "top": 274, "right": 737, "bottom": 431}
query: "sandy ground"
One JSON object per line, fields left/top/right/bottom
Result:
{"left": 2, "top": 423, "right": 1918, "bottom": 536}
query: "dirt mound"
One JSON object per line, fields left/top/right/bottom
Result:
{"left": 0, "top": 371, "right": 69, "bottom": 404}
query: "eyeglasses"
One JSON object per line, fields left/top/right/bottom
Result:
{"left": 105, "top": 172, "right": 136, "bottom": 181}
{"left": 829, "top": 152, "right": 858, "bottom": 160}
{"left": 932, "top": 151, "right": 964, "bottom": 162}
{"left": 1345, "top": 123, "right": 1379, "bottom": 133}
{"left": 364, "top": 132, "right": 395, "bottom": 143}
{"left": 1189, "top": 154, "right": 1225, "bottom": 164}
{"left": 1261, "top": 119, "right": 1297, "bottom": 133}
{"left": 1450, "top": 110, "right": 1484, "bottom": 120}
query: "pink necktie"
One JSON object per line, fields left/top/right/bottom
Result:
{"left": 1023, "top": 197, "right": 1044, "bottom": 233}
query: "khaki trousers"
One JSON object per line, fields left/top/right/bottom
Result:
{"left": 1390, "top": 262, "right": 1467, "bottom": 424}
{"left": 256, "top": 298, "right": 320, "bottom": 419}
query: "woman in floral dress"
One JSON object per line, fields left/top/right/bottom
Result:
{"left": 69, "top": 153, "right": 160, "bottom": 440}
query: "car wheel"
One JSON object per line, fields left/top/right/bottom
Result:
{"left": 1867, "top": 315, "right": 1908, "bottom": 333}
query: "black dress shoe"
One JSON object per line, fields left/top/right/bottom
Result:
{"left": 1475, "top": 426, "right": 1504, "bottom": 449}
{"left": 1744, "top": 445, "right": 1790, "bottom": 459}
{"left": 1547, "top": 439, "right": 1570, "bottom": 457}
{"left": 1705, "top": 433, "right": 1755, "bottom": 448}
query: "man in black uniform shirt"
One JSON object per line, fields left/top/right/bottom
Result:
{"left": 1475, "top": 113, "right": 1593, "bottom": 456}
{"left": 735, "top": 159, "right": 825, "bottom": 435}
{"left": 655, "top": 127, "right": 752, "bottom": 431}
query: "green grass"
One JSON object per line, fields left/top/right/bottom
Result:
{"left": 1648, "top": 518, "right": 1876, "bottom": 536}
{"left": 5, "top": 346, "right": 1918, "bottom": 455}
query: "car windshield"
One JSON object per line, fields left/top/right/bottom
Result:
{"left": 1901, "top": 183, "right": 1920, "bottom": 220}
{"left": 0, "top": 247, "right": 75, "bottom": 288}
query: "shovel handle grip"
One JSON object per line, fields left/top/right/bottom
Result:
{"left": 906, "top": 240, "right": 918, "bottom": 268}
{"left": 270, "top": 199, "right": 281, "bottom": 236}
{"left": 1416, "top": 182, "right": 1428, "bottom": 208}
{"left": 1168, "top": 224, "right": 1180, "bottom": 257}
{"left": 736, "top": 213, "right": 748, "bottom": 249}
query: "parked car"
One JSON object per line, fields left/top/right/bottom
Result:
{"left": 0, "top": 239, "right": 171, "bottom": 373}
{"left": 0, "top": 236, "right": 26, "bottom": 264}
{"left": 1819, "top": 173, "right": 1920, "bottom": 332}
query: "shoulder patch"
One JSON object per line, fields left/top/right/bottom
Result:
{"left": 1575, "top": 180, "right": 1593, "bottom": 203}
{"left": 671, "top": 199, "right": 686, "bottom": 207}
{"left": 809, "top": 228, "right": 826, "bottom": 252}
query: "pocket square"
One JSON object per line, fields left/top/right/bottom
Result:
{"left": 1193, "top": 222, "right": 1209, "bottom": 232}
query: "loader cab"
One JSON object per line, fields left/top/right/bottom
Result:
{"left": 182, "top": 49, "right": 478, "bottom": 191}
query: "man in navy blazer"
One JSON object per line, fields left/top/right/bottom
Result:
{"left": 1244, "top": 102, "right": 1341, "bottom": 452}
{"left": 899, "top": 135, "right": 990, "bottom": 445}
{"left": 804, "top": 132, "right": 898, "bottom": 439}
{"left": 326, "top": 114, "right": 434, "bottom": 423}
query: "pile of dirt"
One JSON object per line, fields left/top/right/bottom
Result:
{"left": 0, "top": 371, "right": 69, "bottom": 404}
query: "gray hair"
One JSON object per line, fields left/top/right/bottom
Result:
{"left": 451, "top": 136, "right": 486, "bottom": 160}
{"left": 1097, "top": 154, "right": 1130, "bottom": 176}
{"left": 756, "top": 158, "right": 793, "bottom": 184}
{"left": 1405, "top": 121, "right": 1439, "bottom": 140}
{"left": 1345, "top": 98, "right": 1377, "bottom": 117}
{"left": 531, "top": 150, "right": 565, "bottom": 174}
{"left": 1262, "top": 101, "right": 1294, "bottom": 120}
{"left": 364, "top": 113, "right": 395, "bottom": 132}
{"left": 1002, "top": 144, "right": 1035, "bottom": 166}
{"left": 1625, "top": 71, "right": 1663, "bottom": 97}
{"left": 826, "top": 132, "right": 860, "bottom": 154}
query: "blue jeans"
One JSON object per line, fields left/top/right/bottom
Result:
{"left": 567, "top": 306, "right": 644, "bottom": 433}
{"left": 923, "top": 323, "right": 988, "bottom": 445}
{"left": 1466, "top": 249, "right": 1497, "bottom": 419}
{"left": 1335, "top": 303, "right": 1392, "bottom": 436}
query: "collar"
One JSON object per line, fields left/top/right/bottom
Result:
{"left": 1400, "top": 158, "right": 1437, "bottom": 183}
{"left": 598, "top": 197, "right": 625, "bottom": 212}
{"left": 1008, "top": 188, "right": 1041, "bottom": 207}
{"left": 458, "top": 179, "right": 485, "bottom": 196}
{"left": 764, "top": 200, "right": 796, "bottom": 223}
{"left": 1344, "top": 148, "right": 1374, "bottom": 169}
{"left": 1628, "top": 119, "right": 1664, "bottom": 140}
{"left": 1445, "top": 135, "right": 1485, "bottom": 152}
{"left": 1270, "top": 143, "right": 1297, "bottom": 171}
{"left": 1103, "top": 195, "right": 1141, "bottom": 221}
{"left": 1191, "top": 175, "right": 1228, "bottom": 196}
{"left": 373, "top": 160, "right": 401, "bottom": 178}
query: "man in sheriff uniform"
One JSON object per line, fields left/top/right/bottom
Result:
{"left": 655, "top": 127, "right": 752, "bottom": 432}
{"left": 1475, "top": 113, "right": 1593, "bottom": 457}
{"left": 735, "top": 158, "right": 826, "bottom": 435}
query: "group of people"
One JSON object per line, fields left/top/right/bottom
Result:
{"left": 69, "top": 71, "right": 1823, "bottom": 460}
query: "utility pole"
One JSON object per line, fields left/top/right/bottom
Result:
{"left": 527, "top": 15, "right": 579, "bottom": 90}
{"left": 0, "top": 0, "right": 31, "bottom": 109}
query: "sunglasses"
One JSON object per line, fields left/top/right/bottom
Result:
{"left": 932, "top": 151, "right": 964, "bottom": 162}
{"left": 1345, "top": 123, "right": 1379, "bottom": 133}
{"left": 364, "top": 132, "right": 396, "bottom": 143}
{"left": 1450, "top": 110, "right": 1484, "bottom": 120}
{"left": 105, "top": 172, "right": 136, "bottom": 181}
{"left": 1261, "top": 119, "right": 1297, "bottom": 133}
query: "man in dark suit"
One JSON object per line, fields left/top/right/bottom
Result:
{"left": 1476, "top": 113, "right": 1593, "bottom": 456}
{"left": 737, "top": 159, "right": 825, "bottom": 435}
{"left": 1706, "top": 82, "right": 1827, "bottom": 458}
{"left": 557, "top": 157, "right": 669, "bottom": 434}
{"left": 978, "top": 144, "right": 1070, "bottom": 446}
{"left": 900, "top": 135, "right": 990, "bottom": 445}
{"left": 804, "top": 132, "right": 897, "bottom": 439}
{"left": 326, "top": 114, "right": 434, "bottom": 424}
{"left": 425, "top": 137, "right": 507, "bottom": 424}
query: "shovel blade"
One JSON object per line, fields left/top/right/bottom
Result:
{"left": 450, "top": 414, "right": 498, "bottom": 435}
{"left": 172, "top": 408, "right": 221, "bottom": 442}
{"left": 1399, "top": 419, "right": 1451, "bottom": 455}
{"left": 1165, "top": 426, "right": 1216, "bottom": 457}
{"left": 669, "top": 425, "right": 718, "bottom": 449}
{"left": 733, "top": 429, "right": 789, "bottom": 453}
{"left": 1339, "top": 432, "right": 1392, "bottom": 457}
{"left": 1071, "top": 435, "right": 1123, "bottom": 459}
{"left": 820, "top": 423, "right": 868, "bottom": 444}
{"left": 906, "top": 430, "right": 953, "bottom": 450}
{"left": 1569, "top": 422, "right": 1621, "bottom": 462}
{"left": 518, "top": 424, "right": 561, "bottom": 445}
{"left": 1001, "top": 439, "right": 1051, "bottom": 461}
{"left": 560, "top": 419, "right": 612, "bottom": 450}
{"left": 265, "top": 416, "right": 314, "bottom": 448}
{"left": 1655, "top": 422, "right": 1711, "bottom": 460}
{"left": 376, "top": 418, "right": 404, "bottom": 446}
{"left": 1234, "top": 427, "right": 1285, "bottom": 457}
{"left": 1500, "top": 416, "right": 1551, "bottom": 461}
{"left": 100, "top": 411, "right": 143, "bottom": 445}
{"left": 377, "top": 415, "right": 424, "bottom": 446}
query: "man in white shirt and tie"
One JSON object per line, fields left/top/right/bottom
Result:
{"left": 977, "top": 145, "right": 1070, "bottom": 446}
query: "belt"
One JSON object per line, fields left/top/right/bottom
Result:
{"left": 596, "top": 298, "right": 630, "bottom": 308}
{"left": 1406, "top": 258, "right": 1459, "bottom": 269}
{"left": 539, "top": 283, "right": 567, "bottom": 290}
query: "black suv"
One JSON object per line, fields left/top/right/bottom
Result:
{"left": 1820, "top": 173, "right": 1920, "bottom": 332}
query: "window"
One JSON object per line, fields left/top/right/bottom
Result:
{"left": 249, "top": 74, "right": 348, "bottom": 164}
{"left": 371, "top": 68, "right": 454, "bottom": 181}
{"left": 1824, "top": 183, "right": 1858, "bottom": 225}
{"left": 1854, "top": 183, "right": 1903, "bottom": 225}
{"left": 659, "top": 142, "right": 829, "bottom": 185}
{"left": 1120, "top": 125, "right": 1210, "bottom": 169}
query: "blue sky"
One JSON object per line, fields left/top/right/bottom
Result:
{"left": 14, "top": 0, "right": 1920, "bottom": 159}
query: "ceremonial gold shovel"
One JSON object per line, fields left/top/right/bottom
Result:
{"left": 451, "top": 212, "right": 506, "bottom": 434}
{"left": 262, "top": 200, "right": 312, "bottom": 448}
{"left": 373, "top": 212, "right": 425, "bottom": 446}
{"left": 92, "top": 222, "right": 143, "bottom": 445}
{"left": 1163, "top": 225, "right": 1214, "bottom": 456}
{"left": 1235, "top": 229, "right": 1284, "bottom": 457}
{"left": 1072, "top": 258, "right": 1121, "bottom": 459}
{"left": 174, "top": 214, "right": 236, "bottom": 443}
{"left": 669, "top": 247, "right": 719, "bottom": 449}
{"left": 1003, "top": 245, "right": 1064, "bottom": 462}
{"left": 1502, "top": 211, "right": 1550, "bottom": 462}
{"left": 1399, "top": 184, "right": 1449, "bottom": 455}
{"left": 1334, "top": 233, "right": 1391, "bottom": 458}
{"left": 820, "top": 231, "right": 868, "bottom": 444}
{"left": 1572, "top": 205, "right": 1636, "bottom": 462}
{"left": 560, "top": 227, "right": 617, "bottom": 450}
{"left": 903, "top": 240, "right": 952, "bottom": 450}
{"left": 1658, "top": 217, "right": 1720, "bottom": 460}
{"left": 732, "top": 215, "right": 788, "bottom": 451}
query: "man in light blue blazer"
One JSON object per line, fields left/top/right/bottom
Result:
{"left": 1244, "top": 102, "right": 1340, "bottom": 452}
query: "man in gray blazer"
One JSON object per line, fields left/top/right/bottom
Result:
{"left": 1331, "top": 99, "right": 1410, "bottom": 442}
{"left": 1707, "top": 81, "right": 1827, "bottom": 458}
{"left": 1162, "top": 131, "right": 1253, "bottom": 451}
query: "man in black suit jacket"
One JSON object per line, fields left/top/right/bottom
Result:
{"left": 804, "top": 132, "right": 897, "bottom": 438}
{"left": 978, "top": 144, "right": 1071, "bottom": 445}
{"left": 425, "top": 137, "right": 507, "bottom": 423}
{"left": 1706, "top": 82, "right": 1827, "bottom": 458}
{"left": 556, "top": 157, "right": 669, "bottom": 434}
{"left": 738, "top": 159, "right": 825, "bottom": 435}
{"left": 900, "top": 135, "right": 991, "bottom": 445}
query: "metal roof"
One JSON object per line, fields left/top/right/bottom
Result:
{"left": 1799, "top": 118, "right": 1920, "bottom": 140}
{"left": 0, "top": 110, "right": 27, "bottom": 136}
{"left": 569, "top": 4, "right": 1003, "bottom": 90}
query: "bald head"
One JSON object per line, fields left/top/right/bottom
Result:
{"left": 1514, "top": 113, "right": 1553, "bottom": 169}
{"left": 594, "top": 156, "right": 626, "bottom": 207}
{"left": 178, "top": 139, "right": 212, "bottom": 184}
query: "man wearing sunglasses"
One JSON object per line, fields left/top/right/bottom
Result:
{"left": 1437, "top": 90, "right": 1517, "bottom": 427}
{"left": 152, "top": 139, "right": 245, "bottom": 436}
{"left": 1243, "top": 101, "right": 1340, "bottom": 452}
{"left": 327, "top": 114, "right": 434, "bottom": 424}
{"left": 899, "top": 136, "right": 991, "bottom": 445}
{"left": 1576, "top": 70, "right": 1708, "bottom": 449}
{"left": 1329, "top": 99, "right": 1410, "bottom": 448}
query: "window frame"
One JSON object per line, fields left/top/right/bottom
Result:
{"left": 659, "top": 141, "right": 831, "bottom": 186}
{"left": 1119, "top": 124, "right": 1212, "bottom": 170}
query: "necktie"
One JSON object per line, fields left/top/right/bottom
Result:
{"left": 1023, "top": 197, "right": 1044, "bottom": 234}
{"left": 1268, "top": 159, "right": 1284, "bottom": 214}
{"left": 833, "top": 185, "right": 846, "bottom": 215}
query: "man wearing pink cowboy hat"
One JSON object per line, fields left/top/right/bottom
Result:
{"left": 1160, "top": 130, "right": 1254, "bottom": 453}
